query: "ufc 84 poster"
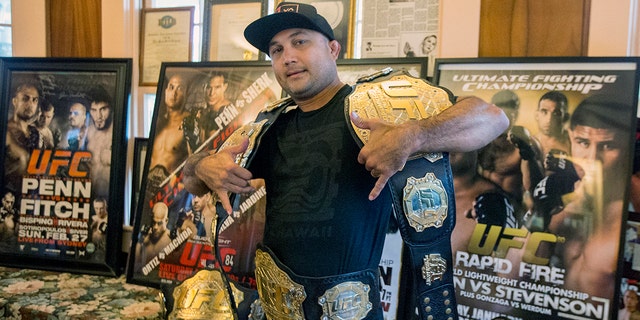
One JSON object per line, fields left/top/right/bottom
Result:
{"left": 127, "top": 61, "right": 282, "bottom": 290}
{"left": 435, "top": 57, "right": 640, "bottom": 320}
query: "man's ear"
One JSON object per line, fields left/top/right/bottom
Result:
{"left": 329, "top": 40, "right": 341, "bottom": 59}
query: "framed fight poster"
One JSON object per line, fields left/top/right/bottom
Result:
{"left": 434, "top": 57, "right": 640, "bottom": 320}
{"left": 126, "top": 61, "right": 282, "bottom": 289}
{"left": 336, "top": 57, "right": 427, "bottom": 85}
{"left": 0, "top": 57, "right": 132, "bottom": 276}
{"left": 130, "top": 138, "right": 149, "bottom": 226}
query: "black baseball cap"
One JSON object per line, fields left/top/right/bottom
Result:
{"left": 244, "top": 2, "right": 335, "bottom": 55}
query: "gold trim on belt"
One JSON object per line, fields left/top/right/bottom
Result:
{"left": 169, "top": 269, "right": 243, "bottom": 320}
{"left": 254, "top": 249, "right": 307, "bottom": 320}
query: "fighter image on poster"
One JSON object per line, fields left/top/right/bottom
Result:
{"left": 128, "top": 63, "right": 281, "bottom": 289}
{"left": 437, "top": 60, "right": 639, "bottom": 320}
{"left": 1, "top": 70, "right": 120, "bottom": 263}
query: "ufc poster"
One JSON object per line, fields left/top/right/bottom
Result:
{"left": 435, "top": 57, "right": 640, "bottom": 320}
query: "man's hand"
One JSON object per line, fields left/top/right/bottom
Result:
{"left": 350, "top": 111, "right": 411, "bottom": 200}
{"left": 194, "top": 138, "right": 255, "bottom": 213}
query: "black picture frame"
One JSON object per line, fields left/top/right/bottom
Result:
{"left": 127, "top": 61, "right": 282, "bottom": 288}
{"left": 0, "top": 57, "right": 132, "bottom": 276}
{"left": 434, "top": 56, "right": 640, "bottom": 320}
{"left": 336, "top": 57, "right": 427, "bottom": 85}
{"left": 130, "top": 138, "right": 149, "bottom": 226}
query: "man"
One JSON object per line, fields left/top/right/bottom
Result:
{"left": 0, "top": 191, "right": 17, "bottom": 242}
{"left": 533, "top": 90, "right": 571, "bottom": 157}
{"left": 451, "top": 151, "right": 516, "bottom": 255}
{"left": 135, "top": 202, "right": 172, "bottom": 270}
{"left": 90, "top": 198, "right": 108, "bottom": 252}
{"left": 515, "top": 94, "right": 630, "bottom": 300}
{"left": 182, "top": 3, "right": 508, "bottom": 318}
{"left": 539, "top": 94, "right": 631, "bottom": 299}
{"left": 86, "top": 86, "right": 114, "bottom": 198}
{"left": 35, "top": 100, "right": 57, "bottom": 149}
{"left": 5, "top": 81, "right": 41, "bottom": 192}
{"left": 64, "top": 99, "right": 89, "bottom": 150}
{"left": 148, "top": 74, "right": 190, "bottom": 187}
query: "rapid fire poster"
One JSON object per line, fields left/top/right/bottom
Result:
{"left": 127, "top": 62, "right": 282, "bottom": 289}
{"left": 0, "top": 58, "right": 131, "bottom": 275}
{"left": 436, "top": 58, "right": 640, "bottom": 320}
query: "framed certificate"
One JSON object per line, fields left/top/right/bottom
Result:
{"left": 139, "top": 7, "right": 194, "bottom": 86}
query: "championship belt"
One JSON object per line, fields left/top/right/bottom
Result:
{"left": 346, "top": 69, "right": 459, "bottom": 320}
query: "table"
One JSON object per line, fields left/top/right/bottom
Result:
{"left": 0, "top": 266, "right": 165, "bottom": 319}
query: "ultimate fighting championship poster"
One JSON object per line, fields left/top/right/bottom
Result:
{"left": 0, "top": 58, "right": 131, "bottom": 276}
{"left": 435, "top": 57, "right": 640, "bottom": 320}
{"left": 127, "top": 62, "right": 282, "bottom": 289}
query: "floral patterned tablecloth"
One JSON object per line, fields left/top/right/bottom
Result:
{"left": 0, "top": 267, "right": 165, "bottom": 319}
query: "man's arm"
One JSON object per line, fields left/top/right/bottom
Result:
{"left": 351, "top": 96, "right": 509, "bottom": 200}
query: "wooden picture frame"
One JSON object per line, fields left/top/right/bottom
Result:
{"left": 206, "top": 1, "right": 263, "bottom": 61}
{"left": 127, "top": 61, "right": 282, "bottom": 288}
{"left": 434, "top": 56, "right": 640, "bottom": 320}
{"left": 0, "top": 57, "right": 132, "bottom": 276}
{"left": 139, "top": 7, "right": 194, "bottom": 86}
{"left": 130, "top": 138, "right": 149, "bottom": 226}
{"left": 280, "top": 0, "right": 355, "bottom": 59}
{"left": 336, "top": 57, "right": 427, "bottom": 85}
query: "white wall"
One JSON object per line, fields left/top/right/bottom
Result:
{"left": 12, "top": 0, "right": 46, "bottom": 56}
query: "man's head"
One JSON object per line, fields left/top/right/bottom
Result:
{"left": 204, "top": 72, "right": 229, "bottom": 111}
{"left": 244, "top": 2, "right": 335, "bottom": 55}
{"left": 244, "top": 2, "right": 341, "bottom": 101}
{"left": 12, "top": 83, "right": 40, "bottom": 122}
{"left": 93, "top": 198, "right": 108, "bottom": 218}
{"left": 421, "top": 35, "right": 437, "bottom": 55}
{"left": 68, "top": 101, "right": 88, "bottom": 129}
{"left": 164, "top": 74, "right": 188, "bottom": 110}
{"left": 625, "top": 289, "right": 639, "bottom": 311}
{"left": 569, "top": 94, "right": 630, "bottom": 186}
{"left": 2, "top": 192, "right": 15, "bottom": 211}
{"left": 491, "top": 90, "right": 520, "bottom": 126}
{"left": 36, "top": 101, "right": 55, "bottom": 129}
{"left": 88, "top": 86, "right": 113, "bottom": 130}
{"left": 192, "top": 193, "right": 210, "bottom": 212}
{"left": 536, "top": 91, "right": 568, "bottom": 136}
{"left": 150, "top": 202, "right": 169, "bottom": 240}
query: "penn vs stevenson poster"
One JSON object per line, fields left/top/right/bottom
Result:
{"left": 435, "top": 57, "right": 640, "bottom": 320}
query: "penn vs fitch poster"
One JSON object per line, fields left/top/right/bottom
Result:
{"left": 127, "top": 62, "right": 282, "bottom": 289}
{"left": 436, "top": 58, "right": 640, "bottom": 320}
{"left": 0, "top": 58, "right": 131, "bottom": 275}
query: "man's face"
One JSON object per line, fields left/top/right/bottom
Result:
{"left": 192, "top": 194, "right": 210, "bottom": 212}
{"left": 93, "top": 201, "right": 107, "bottom": 217}
{"left": 2, "top": 194, "right": 14, "bottom": 210}
{"left": 37, "top": 109, "right": 54, "bottom": 128}
{"left": 90, "top": 102, "right": 112, "bottom": 130}
{"left": 205, "top": 76, "right": 228, "bottom": 110}
{"left": 164, "top": 76, "right": 186, "bottom": 110}
{"left": 69, "top": 103, "right": 87, "bottom": 128}
{"left": 625, "top": 290, "right": 639, "bottom": 310}
{"left": 268, "top": 28, "right": 340, "bottom": 100}
{"left": 13, "top": 86, "right": 39, "bottom": 121}
{"left": 151, "top": 207, "right": 168, "bottom": 239}
{"left": 570, "top": 124, "right": 626, "bottom": 182}
{"left": 536, "top": 99, "right": 564, "bottom": 136}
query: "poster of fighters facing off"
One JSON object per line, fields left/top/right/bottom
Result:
{"left": 127, "top": 62, "right": 282, "bottom": 290}
{"left": 0, "top": 58, "right": 131, "bottom": 276}
{"left": 435, "top": 57, "right": 640, "bottom": 320}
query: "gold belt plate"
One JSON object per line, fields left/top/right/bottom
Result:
{"left": 346, "top": 72, "right": 453, "bottom": 160}
{"left": 169, "top": 269, "right": 243, "bottom": 320}
{"left": 254, "top": 249, "right": 307, "bottom": 320}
